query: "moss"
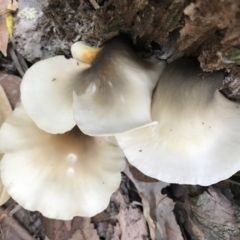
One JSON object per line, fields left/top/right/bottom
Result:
{"left": 103, "top": 18, "right": 124, "bottom": 33}
{"left": 225, "top": 48, "right": 240, "bottom": 62}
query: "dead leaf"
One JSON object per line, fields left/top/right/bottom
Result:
{"left": 0, "top": 203, "right": 33, "bottom": 240}
{"left": 0, "top": 0, "right": 18, "bottom": 55}
{"left": 125, "top": 166, "right": 183, "bottom": 240}
{"left": 111, "top": 190, "right": 149, "bottom": 240}
{"left": 68, "top": 218, "right": 99, "bottom": 240}
{"left": 91, "top": 186, "right": 149, "bottom": 239}
{"left": 105, "top": 223, "right": 121, "bottom": 240}
{"left": 42, "top": 218, "right": 72, "bottom": 240}
{"left": 0, "top": 71, "right": 21, "bottom": 108}
{"left": 42, "top": 216, "right": 100, "bottom": 240}
{"left": 174, "top": 186, "right": 240, "bottom": 239}
{"left": 0, "top": 13, "right": 9, "bottom": 55}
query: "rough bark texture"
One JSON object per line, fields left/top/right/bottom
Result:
{"left": 14, "top": 0, "right": 240, "bottom": 97}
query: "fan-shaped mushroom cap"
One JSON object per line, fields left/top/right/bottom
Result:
{"left": 0, "top": 105, "right": 126, "bottom": 220}
{"left": 115, "top": 58, "right": 240, "bottom": 186}
{"left": 0, "top": 85, "right": 11, "bottom": 205}
{"left": 0, "top": 85, "right": 11, "bottom": 123}
{"left": 73, "top": 38, "right": 166, "bottom": 136}
{"left": 21, "top": 56, "right": 90, "bottom": 134}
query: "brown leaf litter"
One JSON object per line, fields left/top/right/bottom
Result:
{"left": 0, "top": 0, "right": 18, "bottom": 56}
{"left": 125, "top": 166, "right": 183, "bottom": 240}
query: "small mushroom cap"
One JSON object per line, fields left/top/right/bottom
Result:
{"left": 116, "top": 58, "right": 240, "bottom": 186}
{"left": 73, "top": 38, "right": 166, "bottom": 136}
{"left": 21, "top": 56, "right": 90, "bottom": 134}
{"left": 0, "top": 85, "right": 11, "bottom": 205}
{"left": 71, "top": 41, "right": 100, "bottom": 64}
{"left": 0, "top": 105, "right": 126, "bottom": 220}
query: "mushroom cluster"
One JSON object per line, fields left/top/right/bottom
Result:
{"left": 21, "top": 38, "right": 165, "bottom": 135}
{"left": 1, "top": 37, "right": 240, "bottom": 220}
{"left": 0, "top": 37, "right": 165, "bottom": 220}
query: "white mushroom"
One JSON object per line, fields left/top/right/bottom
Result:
{"left": 21, "top": 56, "right": 90, "bottom": 134}
{"left": 115, "top": 58, "right": 240, "bottom": 186}
{"left": 0, "top": 105, "right": 126, "bottom": 220}
{"left": 21, "top": 38, "right": 165, "bottom": 135}
{"left": 0, "top": 85, "right": 11, "bottom": 205}
{"left": 72, "top": 38, "right": 166, "bottom": 136}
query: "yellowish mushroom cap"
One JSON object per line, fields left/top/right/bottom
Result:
{"left": 116, "top": 58, "right": 240, "bottom": 186}
{"left": 0, "top": 105, "right": 126, "bottom": 219}
{"left": 71, "top": 41, "right": 100, "bottom": 64}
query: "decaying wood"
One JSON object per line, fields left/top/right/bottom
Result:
{"left": 13, "top": 0, "right": 240, "bottom": 96}
{"left": 172, "top": 184, "right": 240, "bottom": 240}
{"left": 14, "top": 0, "right": 240, "bottom": 68}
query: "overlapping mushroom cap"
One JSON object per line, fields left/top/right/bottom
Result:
{"left": 5, "top": 35, "right": 238, "bottom": 222}
{"left": 72, "top": 39, "right": 166, "bottom": 135}
{"left": 21, "top": 56, "right": 90, "bottom": 134}
{"left": 21, "top": 38, "right": 165, "bottom": 135}
{"left": 0, "top": 105, "right": 126, "bottom": 220}
{"left": 116, "top": 58, "right": 240, "bottom": 186}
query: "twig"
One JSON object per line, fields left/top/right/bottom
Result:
{"left": 16, "top": 51, "right": 28, "bottom": 73}
{"left": 0, "top": 9, "right": 15, "bottom": 18}
{"left": 9, "top": 204, "right": 22, "bottom": 217}
{"left": 5, "top": 215, "right": 33, "bottom": 240}
{"left": 8, "top": 45, "right": 25, "bottom": 77}
{"left": 0, "top": 206, "right": 33, "bottom": 240}
{"left": 228, "top": 179, "right": 240, "bottom": 186}
{"left": 0, "top": 202, "right": 19, "bottom": 221}
{"left": 89, "top": 0, "right": 100, "bottom": 10}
